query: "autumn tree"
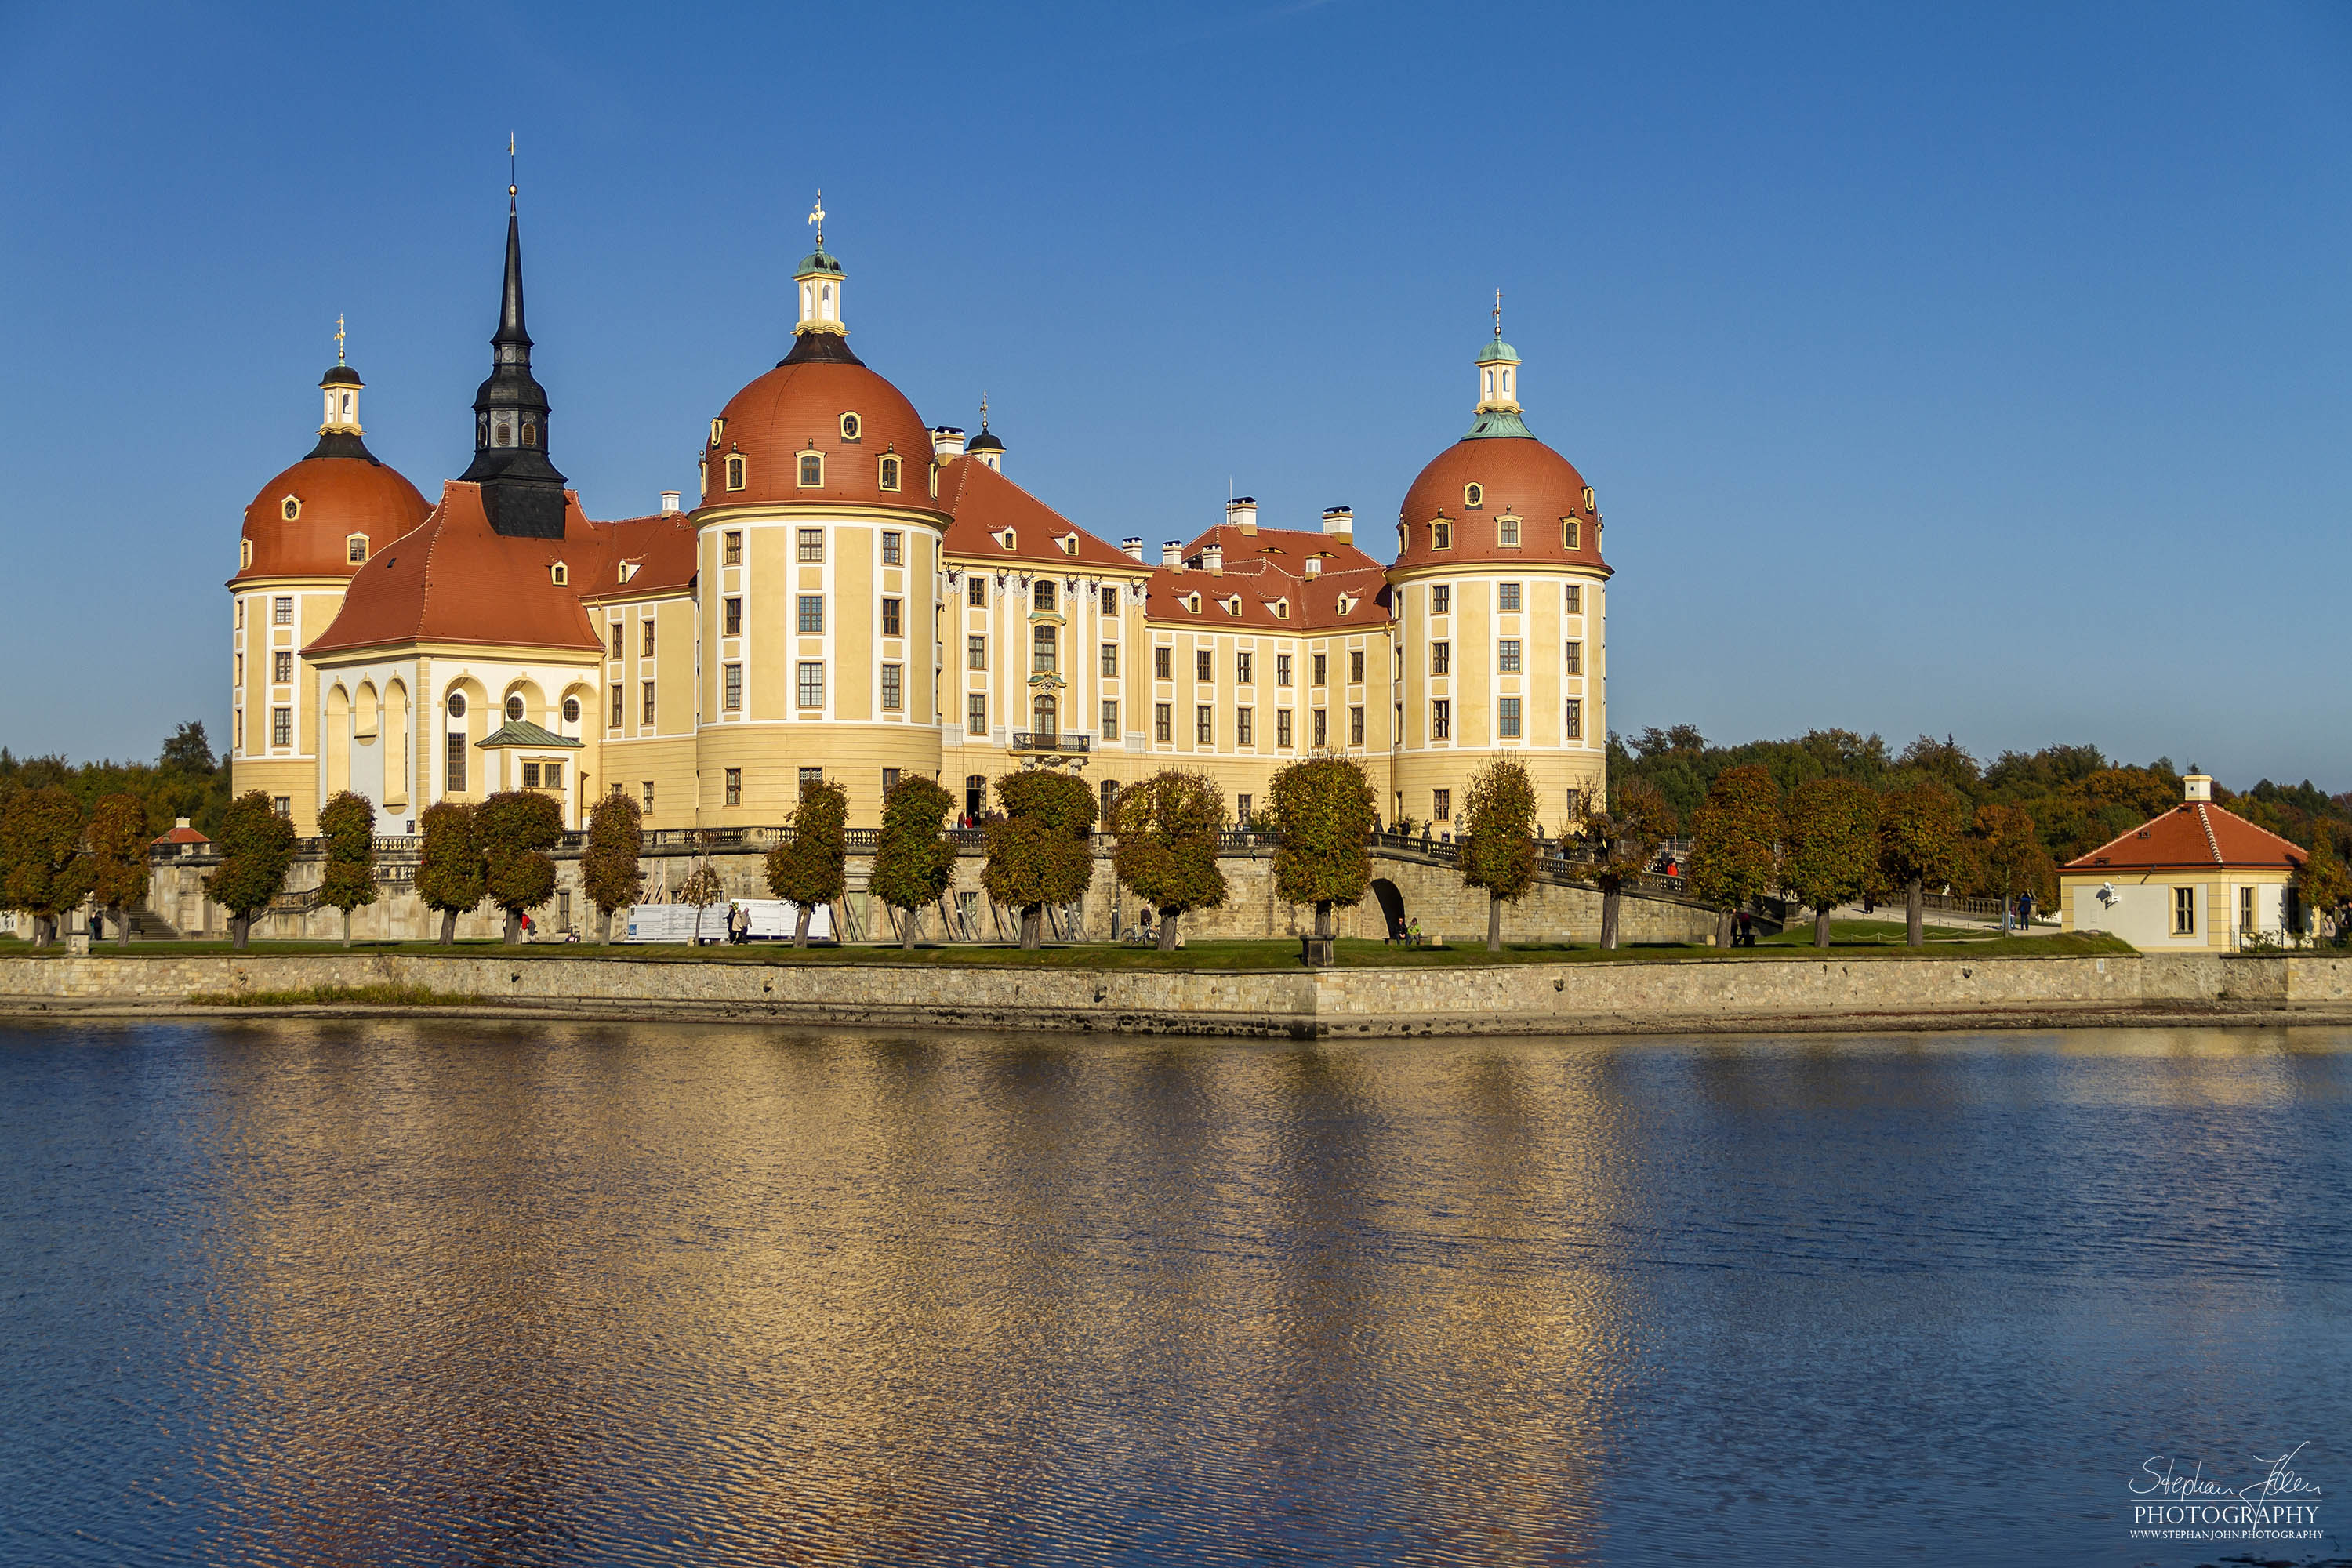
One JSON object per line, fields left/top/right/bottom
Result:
{"left": 1780, "top": 778, "right": 1880, "bottom": 947}
{"left": 1686, "top": 764, "right": 1780, "bottom": 949}
{"left": 84, "top": 792, "right": 154, "bottom": 947}
{"left": 581, "top": 791, "right": 644, "bottom": 943}
{"left": 1582, "top": 779, "right": 1674, "bottom": 950}
{"left": 1879, "top": 780, "right": 1967, "bottom": 947}
{"left": 765, "top": 776, "right": 850, "bottom": 947}
{"left": 982, "top": 768, "right": 1097, "bottom": 949}
{"left": 2299, "top": 823, "right": 2350, "bottom": 942}
{"left": 1459, "top": 757, "right": 1537, "bottom": 953}
{"left": 678, "top": 863, "right": 728, "bottom": 945}
{"left": 871, "top": 775, "right": 956, "bottom": 950}
{"left": 416, "top": 800, "right": 485, "bottom": 946}
{"left": 0, "top": 786, "right": 90, "bottom": 947}
{"left": 205, "top": 791, "right": 294, "bottom": 951}
{"left": 1267, "top": 757, "right": 1377, "bottom": 955}
{"left": 477, "top": 789, "right": 564, "bottom": 943}
{"left": 1109, "top": 771, "right": 1229, "bottom": 951}
{"left": 316, "top": 790, "right": 379, "bottom": 948}
{"left": 1972, "top": 802, "right": 2051, "bottom": 928}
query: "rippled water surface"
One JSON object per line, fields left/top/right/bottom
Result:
{"left": 2, "top": 1021, "right": 2347, "bottom": 1566}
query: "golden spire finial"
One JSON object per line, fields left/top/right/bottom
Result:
{"left": 335, "top": 314, "right": 347, "bottom": 365}
{"left": 979, "top": 390, "right": 989, "bottom": 431}
{"left": 808, "top": 189, "right": 826, "bottom": 247}
{"left": 1493, "top": 287, "right": 1503, "bottom": 340}
{"left": 508, "top": 132, "right": 517, "bottom": 201}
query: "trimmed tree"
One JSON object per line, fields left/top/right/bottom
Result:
{"left": 872, "top": 775, "right": 956, "bottom": 950}
{"left": 316, "top": 791, "right": 379, "bottom": 948}
{"left": 1459, "top": 757, "right": 1537, "bottom": 953}
{"left": 1686, "top": 764, "right": 1780, "bottom": 949}
{"left": 477, "top": 789, "right": 564, "bottom": 943}
{"left": 1780, "top": 777, "right": 1880, "bottom": 947}
{"left": 581, "top": 792, "right": 644, "bottom": 943}
{"left": 765, "top": 776, "right": 850, "bottom": 947}
{"left": 85, "top": 792, "right": 154, "bottom": 948}
{"left": 205, "top": 790, "right": 294, "bottom": 951}
{"left": 1879, "top": 780, "right": 1967, "bottom": 948}
{"left": 982, "top": 768, "right": 1098, "bottom": 949}
{"left": 1268, "top": 757, "right": 1378, "bottom": 954}
{"left": 1108, "top": 771, "right": 1229, "bottom": 951}
{"left": 416, "top": 801, "right": 485, "bottom": 946}
{"left": 1972, "top": 802, "right": 2050, "bottom": 930}
{"left": 0, "top": 786, "right": 90, "bottom": 947}
{"left": 1582, "top": 779, "right": 1675, "bottom": 950}
{"left": 2299, "top": 823, "right": 2350, "bottom": 942}
{"left": 678, "top": 863, "right": 728, "bottom": 945}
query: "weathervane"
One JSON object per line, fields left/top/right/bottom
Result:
{"left": 808, "top": 189, "right": 825, "bottom": 247}
{"left": 979, "top": 390, "right": 989, "bottom": 430}
{"left": 335, "top": 314, "right": 347, "bottom": 365}
{"left": 1493, "top": 287, "right": 1504, "bottom": 339}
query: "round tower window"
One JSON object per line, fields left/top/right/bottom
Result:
{"left": 506, "top": 696, "right": 524, "bottom": 721}
{"left": 281, "top": 497, "right": 300, "bottom": 521}
{"left": 840, "top": 412, "right": 861, "bottom": 441}
{"left": 1464, "top": 483, "right": 1483, "bottom": 509}
{"left": 562, "top": 698, "right": 581, "bottom": 724}
{"left": 446, "top": 693, "right": 466, "bottom": 718}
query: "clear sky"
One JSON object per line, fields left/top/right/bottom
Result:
{"left": 3, "top": 2, "right": 2348, "bottom": 788}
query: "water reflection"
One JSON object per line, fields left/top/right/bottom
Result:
{"left": 0, "top": 1022, "right": 2345, "bottom": 1566}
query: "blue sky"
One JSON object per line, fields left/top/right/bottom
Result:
{"left": 4, "top": 2, "right": 2348, "bottom": 788}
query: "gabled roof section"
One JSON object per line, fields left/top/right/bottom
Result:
{"left": 576, "top": 510, "right": 700, "bottom": 602}
{"left": 475, "top": 718, "right": 582, "bottom": 750}
{"left": 2063, "top": 801, "right": 2309, "bottom": 873}
{"left": 1143, "top": 520, "right": 1392, "bottom": 632}
{"left": 938, "top": 456, "right": 1149, "bottom": 573}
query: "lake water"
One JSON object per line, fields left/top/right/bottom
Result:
{"left": 1, "top": 1021, "right": 2346, "bottom": 1567}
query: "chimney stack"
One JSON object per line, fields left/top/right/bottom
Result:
{"left": 1203, "top": 543, "right": 1224, "bottom": 575}
{"left": 1121, "top": 537, "right": 1145, "bottom": 561}
{"left": 1226, "top": 496, "right": 1258, "bottom": 534}
{"left": 2184, "top": 773, "right": 2213, "bottom": 803}
{"left": 931, "top": 427, "right": 967, "bottom": 457}
{"left": 1322, "top": 505, "right": 1353, "bottom": 539}
{"left": 659, "top": 491, "right": 682, "bottom": 514}
{"left": 1162, "top": 541, "right": 1184, "bottom": 569}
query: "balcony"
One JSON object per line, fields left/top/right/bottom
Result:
{"left": 1011, "top": 730, "right": 1091, "bottom": 755}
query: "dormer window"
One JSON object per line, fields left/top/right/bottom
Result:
{"left": 710, "top": 417, "right": 725, "bottom": 447}
{"left": 726, "top": 455, "right": 746, "bottom": 491}
{"left": 840, "top": 412, "right": 862, "bottom": 441}
{"left": 879, "top": 454, "right": 901, "bottom": 491}
{"left": 998, "top": 528, "right": 1017, "bottom": 550}
{"left": 239, "top": 539, "right": 254, "bottom": 569}
{"left": 1272, "top": 598, "right": 1290, "bottom": 619}
{"left": 798, "top": 452, "right": 823, "bottom": 487}
{"left": 1059, "top": 534, "right": 1078, "bottom": 556}
{"left": 1432, "top": 521, "right": 1453, "bottom": 550}
{"left": 1497, "top": 515, "right": 1521, "bottom": 547}
{"left": 1224, "top": 596, "right": 1241, "bottom": 617}
{"left": 1335, "top": 593, "right": 1354, "bottom": 615}
{"left": 1184, "top": 592, "right": 1202, "bottom": 614}
{"left": 1396, "top": 523, "right": 1407, "bottom": 552}
{"left": 347, "top": 534, "right": 368, "bottom": 564}
{"left": 550, "top": 561, "right": 568, "bottom": 586}
{"left": 1563, "top": 517, "right": 1581, "bottom": 550}
{"left": 1583, "top": 486, "right": 1596, "bottom": 510}
{"left": 281, "top": 496, "right": 300, "bottom": 521}
{"left": 1464, "top": 483, "right": 1483, "bottom": 509}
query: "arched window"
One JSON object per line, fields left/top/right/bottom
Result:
{"left": 521, "top": 419, "right": 539, "bottom": 448}
{"left": 341, "top": 392, "right": 353, "bottom": 420}
{"left": 725, "top": 455, "right": 746, "bottom": 491}
{"left": 1485, "top": 369, "right": 1494, "bottom": 397}
{"left": 798, "top": 452, "right": 822, "bottom": 487}
{"left": 506, "top": 695, "right": 524, "bottom": 721}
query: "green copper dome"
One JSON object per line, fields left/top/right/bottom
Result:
{"left": 1475, "top": 338, "right": 1520, "bottom": 365}
{"left": 795, "top": 248, "right": 844, "bottom": 278}
{"left": 1463, "top": 409, "right": 1535, "bottom": 440}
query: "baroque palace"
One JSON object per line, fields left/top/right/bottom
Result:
{"left": 229, "top": 194, "right": 1612, "bottom": 836}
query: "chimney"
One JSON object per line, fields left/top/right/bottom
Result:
{"left": 1225, "top": 496, "right": 1257, "bottom": 534}
{"left": 1322, "top": 505, "right": 1353, "bottom": 539}
{"left": 659, "top": 491, "right": 682, "bottom": 514}
{"left": 1162, "top": 541, "right": 1184, "bottom": 569}
{"left": 931, "top": 426, "right": 967, "bottom": 457}
{"left": 1203, "top": 543, "right": 1224, "bottom": 574}
{"left": 2184, "top": 773, "right": 2213, "bottom": 803}
{"left": 1121, "top": 537, "right": 1145, "bottom": 561}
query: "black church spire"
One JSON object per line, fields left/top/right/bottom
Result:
{"left": 461, "top": 183, "right": 568, "bottom": 538}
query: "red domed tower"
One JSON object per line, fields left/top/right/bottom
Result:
{"left": 1387, "top": 308, "right": 1610, "bottom": 835}
{"left": 228, "top": 339, "right": 432, "bottom": 829}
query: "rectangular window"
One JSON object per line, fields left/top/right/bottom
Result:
{"left": 882, "top": 531, "right": 902, "bottom": 565}
{"left": 882, "top": 767, "right": 901, "bottom": 797}
{"left": 273, "top": 796, "right": 290, "bottom": 818}
{"left": 1565, "top": 641, "right": 1582, "bottom": 674}
{"left": 274, "top": 596, "right": 292, "bottom": 626}
{"left": 723, "top": 662, "right": 742, "bottom": 710}
{"left": 800, "top": 767, "right": 822, "bottom": 789}
{"left": 609, "top": 623, "right": 622, "bottom": 658}
{"left": 1276, "top": 654, "right": 1293, "bottom": 688}
{"left": 1237, "top": 707, "right": 1254, "bottom": 745}
{"left": 2240, "top": 887, "right": 2256, "bottom": 932}
{"left": 797, "top": 662, "right": 825, "bottom": 709}
{"left": 1276, "top": 709, "right": 1294, "bottom": 747}
{"left": 967, "top": 576, "right": 986, "bottom": 606}
{"left": 724, "top": 597, "right": 742, "bottom": 636}
{"left": 1312, "top": 708, "right": 1327, "bottom": 746}
{"left": 725, "top": 768, "right": 742, "bottom": 806}
{"left": 642, "top": 681, "right": 657, "bottom": 725}
{"left": 1499, "top": 697, "right": 1522, "bottom": 739}
{"left": 1032, "top": 625, "right": 1057, "bottom": 673}
{"left": 1432, "top": 521, "right": 1453, "bottom": 550}
{"left": 797, "top": 527, "right": 823, "bottom": 561}
{"left": 1101, "top": 586, "right": 1119, "bottom": 615}
{"left": 881, "top": 663, "right": 903, "bottom": 710}
{"left": 1236, "top": 651, "right": 1254, "bottom": 685}
{"left": 235, "top": 654, "right": 244, "bottom": 685}
{"left": 1196, "top": 706, "right": 1214, "bottom": 745}
{"left": 1033, "top": 579, "right": 1056, "bottom": 612}
{"left": 1312, "top": 653, "right": 1327, "bottom": 687}
{"left": 1100, "top": 644, "right": 1117, "bottom": 676}
{"left": 446, "top": 733, "right": 466, "bottom": 792}
{"left": 1196, "top": 648, "right": 1213, "bottom": 681}
{"left": 967, "top": 635, "right": 987, "bottom": 670}
{"left": 1497, "top": 516, "right": 1521, "bottom": 547}
{"left": 1432, "top": 700, "right": 1452, "bottom": 739}
{"left": 1237, "top": 793, "right": 1252, "bottom": 825}
{"left": 1431, "top": 585, "right": 1451, "bottom": 615}
{"left": 1155, "top": 703, "right": 1173, "bottom": 742}
{"left": 237, "top": 601, "right": 245, "bottom": 630}
{"left": 1564, "top": 517, "right": 1581, "bottom": 550}
{"left": 1349, "top": 706, "right": 1364, "bottom": 746}
{"left": 641, "top": 780, "right": 655, "bottom": 811}
{"left": 723, "top": 530, "right": 742, "bottom": 565}
{"left": 797, "top": 595, "right": 824, "bottom": 634}
{"left": 1500, "top": 582, "right": 1522, "bottom": 612}
{"left": 967, "top": 693, "right": 987, "bottom": 735}
{"left": 522, "top": 761, "right": 541, "bottom": 789}
{"left": 1566, "top": 584, "right": 1582, "bottom": 614}
{"left": 273, "top": 651, "right": 293, "bottom": 684}
{"left": 1100, "top": 699, "right": 1118, "bottom": 739}
{"left": 1432, "top": 641, "right": 1452, "bottom": 675}
{"left": 610, "top": 684, "right": 623, "bottom": 727}
{"left": 643, "top": 621, "right": 656, "bottom": 657}
{"left": 1433, "top": 789, "right": 1452, "bottom": 822}
{"left": 271, "top": 706, "right": 292, "bottom": 746}
{"left": 1351, "top": 649, "right": 1367, "bottom": 684}
{"left": 798, "top": 453, "right": 822, "bottom": 487}
{"left": 1497, "top": 639, "right": 1521, "bottom": 673}
{"left": 2173, "top": 887, "right": 2196, "bottom": 935}
{"left": 1564, "top": 699, "right": 1583, "bottom": 740}
{"left": 881, "top": 597, "right": 902, "bottom": 637}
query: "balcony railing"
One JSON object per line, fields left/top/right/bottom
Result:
{"left": 1011, "top": 730, "right": 1091, "bottom": 754}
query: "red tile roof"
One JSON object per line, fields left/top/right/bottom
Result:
{"left": 152, "top": 823, "right": 210, "bottom": 845}
{"left": 2063, "top": 801, "right": 2308, "bottom": 873}
{"left": 1396, "top": 435, "right": 1611, "bottom": 576}
{"left": 575, "top": 510, "right": 701, "bottom": 602}
{"left": 939, "top": 456, "right": 1150, "bottom": 573}
{"left": 232, "top": 451, "right": 433, "bottom": 586}
{"left": 1145, "top": 522, "right": 1392, "bottom": 632}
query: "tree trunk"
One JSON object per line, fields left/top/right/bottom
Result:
{"left": 1020, "top": 906, "right": 1043, "bottom": 950}
{"left": 1814, "top": 906, "right": 1832, "bottom": 947}
{"left": 1486, "top": 894, "right": 1503, "bottom": 953}
{"left": 1316, "top": 901, "right": 1334, "bottom": 941}
{"left": 900, "top": 906, "right": 919, "bottom": 951}
{"left": 440, "top": 908, "right": 457, "bottom": 946}
{"left": 30, "top": 915, "right": 46, "bottom": 949}
{"left": 1906, "top": 876, "right": 1925, "bottom": 948}
{"left": 505, "top": 910, "right": 522, "bottom": 945}
{"left": 231, "top": 913, "right": 250, "bottom": 951}
{"left": 1715, "top": 909, "right": 1734, "bottom": 949}
{"left": 601, "top": 907, "right": 613, "bottom": 945}
{"left": 114, "top": 904, "right": 130, "bottom": 948}
{"left": 1600, "top": 883, "right": 1621, "bottom": 949}
{"left": 341, "top": 907, "right": 353, "bottom": 949}
{"left": 793, "top": 905, "right": 812, "bottom": 949}
{"left": 1157, "top": 909, "right": 1179, "bottom": 951}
